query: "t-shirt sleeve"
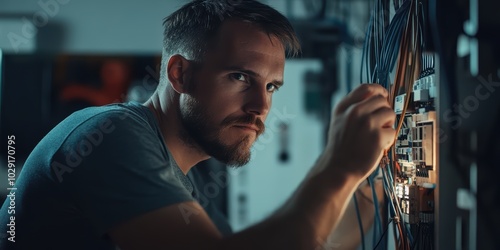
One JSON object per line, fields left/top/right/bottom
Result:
{"left": 51, "top": 110, "right": 194, "bottom": 235}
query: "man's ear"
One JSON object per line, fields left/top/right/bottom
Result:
{"left": 167, "top": 54, "right": 192, "bottom": 94}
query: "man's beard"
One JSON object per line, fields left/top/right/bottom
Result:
{"left": 179, "top": 95, "right": 265, "bottom": 167}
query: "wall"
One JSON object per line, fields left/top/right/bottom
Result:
{"left": 0, "top": 0, "right": 314, "bottom": 54}
{"left": 0, "top": 0, "right": 187, "bottom": 54}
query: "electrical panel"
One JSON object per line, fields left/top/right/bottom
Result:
{"left": 357, "top": 0, "right": 439, "bottom": 247}
{"left": 393, "top": 69, "right": 437, "bottom": 248}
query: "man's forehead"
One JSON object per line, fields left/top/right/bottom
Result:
{"left": 198, "top": 19, "right": 286, "bottom": 83}
{"left": 210, "top": 19, "right": 286, "bottom": 59}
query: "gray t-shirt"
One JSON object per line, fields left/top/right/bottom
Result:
{"left": 0, "top": 102, "right": 232, "bottom": 250}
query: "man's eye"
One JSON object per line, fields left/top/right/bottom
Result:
{"left": 266, "top": 83, "right": 279, "bottom": 93}
{"left": 230, "top": 73, "right": 247, "bottom": 82}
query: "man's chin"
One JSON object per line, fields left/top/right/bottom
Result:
{"left": 215, "top": 143, "right": 252, "bottom": 167}
{"left": 222, "top": 154, "right": 251, "bottom": 168}
{"left": 200, "top": 133, "right": 254, "bottom": 167}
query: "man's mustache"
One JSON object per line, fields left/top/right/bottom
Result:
{"left": 222, "top": 115, "right": 265, "bottom": 136}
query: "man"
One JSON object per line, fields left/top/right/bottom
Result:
{"left": 0, "top": 0, "right": 394, "bottom": 249}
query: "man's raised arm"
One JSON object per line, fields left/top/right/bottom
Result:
{"left": 109, "top": 84, "right": 395, "bottom": 250}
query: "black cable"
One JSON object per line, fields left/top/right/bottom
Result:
{"left": 393, "top": 0, "right": 399, "bottom": 11}
{"left": 373, "top": 219, "right": 393, "bottom": 250}
{"left": 411, "top": 223, "right": 420, "bottom": 250}
{"left": 376, "top": 0, "right": 410, "bottom": 88}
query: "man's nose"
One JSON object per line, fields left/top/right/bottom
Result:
{"left": 243, "top": 84, "right": 271, "bottom": 117}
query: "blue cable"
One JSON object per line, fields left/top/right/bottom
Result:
{"left": 368, "top": 176, "right": 383, "bottom": 246}
{"left": 361, "top": 10, "right": 374, "bottom": 83}
{"left": 353, "top": 194, "right": 366, "bottom": 250}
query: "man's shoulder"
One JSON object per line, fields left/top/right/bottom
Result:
{"left": 55, "top": 102, "right": 154, "bottom": 137}
{"left": 70, "top": 102, "right": 151, "bottom": 125}
{"left": 46, "top": 102, "right": 165, "bottom": 182}
{"left": 36, "top": 102, "right": 157, "bottom": 161}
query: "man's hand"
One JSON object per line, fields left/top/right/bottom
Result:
{"left": 323, "top": 84, "right": 396, "bottom": 181}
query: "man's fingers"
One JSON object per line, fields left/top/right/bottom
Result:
{"left": 370, "top": 106, "right": 396, "bottom": 129}
{"left": 348, "top": 94, "right": 391, "bottom": 118}
{"left": 367, "top": 105, "right": 396, "bottom": 150}
{"left": 381, "top": 127, "right": 396, "bottom": 150}
{"left": 336, "top": 84, "right": 389, "bottom": 114}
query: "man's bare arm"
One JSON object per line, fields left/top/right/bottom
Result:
{"left": 323, "top": 179, "right": 385, "bottom": 249}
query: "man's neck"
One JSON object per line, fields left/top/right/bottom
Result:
{"left": 144, "top": 92, "right": 209, "bottom": 175}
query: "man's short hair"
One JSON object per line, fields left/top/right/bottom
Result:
{"left": 160, "top": 0, "right": 301, "bottom": 83}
